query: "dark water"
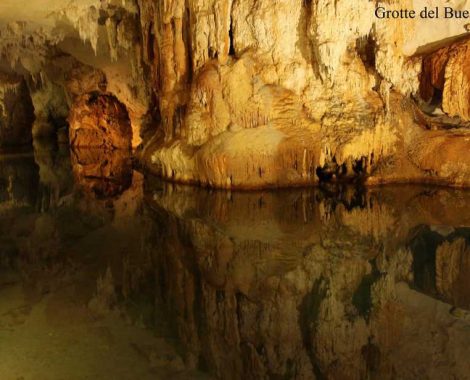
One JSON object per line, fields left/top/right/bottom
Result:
{"left": 1, "top": 142, "right": 470, "bottom": 380}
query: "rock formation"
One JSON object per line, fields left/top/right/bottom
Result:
{"left": 2, "top": 0, "right": 470, "bottom": 186}
{"left": 136, "top": 0, "right": 470, "bottom": 188}
{"left": 69, "top": 93, "right": 132, "bottom": 150}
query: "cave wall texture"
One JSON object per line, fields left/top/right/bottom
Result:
{"left": 1, "top": 0, "right": 470, "bottom": 188}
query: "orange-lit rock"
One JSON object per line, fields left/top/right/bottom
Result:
{"left": 2, "top": 1, "right": 470, "bottom": 188}
{"left": 69, "top": 93, "right": 132, "bottom": 150}
{"left": 442, "top": 40, "right": 470, "bottom": 120}
{"left": 137, "top": 0, "right": 470, "bottom": 189}
{"left": 420, "top": 46, "right": 451, "bottom": 102}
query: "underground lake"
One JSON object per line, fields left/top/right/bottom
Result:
{"left": 1, "top": 143, "right": 469, "bottom": 379}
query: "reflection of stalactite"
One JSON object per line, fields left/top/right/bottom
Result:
{"left": 88, "top": 267, "right": 117, "bottom": 315}
{"left": 33, "top": 140, "right": 74, "bottom": 211}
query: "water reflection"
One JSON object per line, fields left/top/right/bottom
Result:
{"left": 0, "top": 145, "right": 470, "bottom": 380}
{"left": 145, "top": 181, "right": 470, "bottom": 380}
{"left": 33, "top": 140, "right": 73, "bottom": 211}
{"left": 71, "top": 147, "right": 133, "bottom": 199}
{"left": 410, "top": 225, "right": 470, "bottom": 310}
{"left": 0, "top": 145, "right": 202, "bottom": 380}
{"left": 0, "top": 151, "right": 38, "bottom": 208}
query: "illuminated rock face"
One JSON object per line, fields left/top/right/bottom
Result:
{"left": 2, "top": 1, "right": 470, "bottom": 187}
{"left": 137, "top": 0, "right": 470, "bottom": 188}
{"left": 421, "top": 39, "right": 470, "bottom": 120}
{"left": 0, "top": 73, "right": 35, "bottom": 147}
{"left": 69, "top": 93, "right": 132, "bottom": 150}
{"left": 442, "top": 41, "right": 470, "bottom": 120}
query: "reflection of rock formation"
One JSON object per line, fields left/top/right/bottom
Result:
{"left": 408, "top": 225, "right": 470, "bottom": 310}
{"left": 33, "top": 140, "right": 74, "bottom": 211}
{"left": 0, "top": 143, "right": 71, "bottom": 276}
{"left": 144, "top": 181, "right": 470, "bottom": 379}
{"left": 436, "top": 239, "right": 470, "bottom": 309}
{"left": 71, "top": 147, "right": 133, "bottom": 199}
{"left": 0, "top": 154, "right": 39, "bottom": 208}
{"left": 1, "top": 143, "right": 144, "bottom": 302}
{"left": 0, "top": 153, "right": 39, "bottom": 277}
{"left": 0, "top": 72, "right": 35, "bottom": 147}
{"left": 2, "top": 143, "right": 470, "bottom": 379}
{"left": 69, "top": 93, "right": 132, "bottom": 150}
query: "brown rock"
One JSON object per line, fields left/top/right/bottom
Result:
{"left": 443, "top": 40, "right": 470, "bottom": 120}
{"left": 420, "top": 46, "right": 451, "bottom": 102}
{"left": 69, "top": 93, "right": 132, "bottom": 150}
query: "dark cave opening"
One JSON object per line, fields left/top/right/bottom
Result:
{"left": 47, "top": 113, "right": 68, "bottom": 132}
{"left": 0, "top": 74, "right": 35, "bottom": 148}
{"left": 316, "top": 156, "right": 369, "bottom": 184}
{"left": 229, "top": 18, "right": 235, "bottom": 56}
{"left": 418, "top": 49, "right": 447, "bottom": 116}
{"left": 430, "top": 87, "right": 443, "bottom": 109}
{"left": 356, "top": 34, "right": 376, "bottom": 70}
{"left": 140, "top": 91, "right": 161, "bottom": 144}
{"left": 147, "top": 23, "right": 155, "bottom": 62}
